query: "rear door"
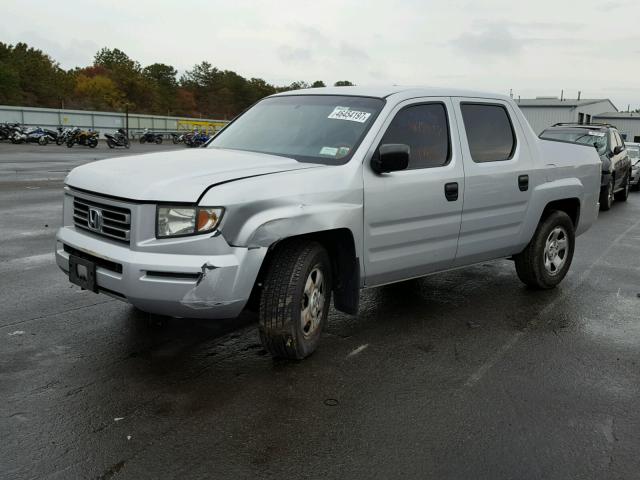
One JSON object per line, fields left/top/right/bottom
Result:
{"left": 452, "top": 98, "right": 534, "bottom": 265}
{"left": 362, "top": 98, "right": 464, "bottom": 286}
{"left": 612, "top": 130, "right": 630, "bottom": 189}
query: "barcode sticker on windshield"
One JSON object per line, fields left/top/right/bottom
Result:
{"left": 328, "top": 106, "right": 371, "bottom": 123}
{"left": 588, "top": 131, "right": 606, "bottom": 137}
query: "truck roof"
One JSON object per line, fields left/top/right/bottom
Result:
{"left": 271, "top": 85, "right": 512, "bottom": 101}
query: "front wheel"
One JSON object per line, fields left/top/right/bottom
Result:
{"left": 514, "top": 211, "right": 575, "bottom": 289}
{"left": 106, "top": 139, "right": 115, "bottom": 149}
{"left": 600, "top": 177, "right": 614, "bottom": 211}
{"left": 259, "top": 240, "right": 332, "bottom": 360}
{"left": 614, "top": 171, "right": 630, "bottom": 202}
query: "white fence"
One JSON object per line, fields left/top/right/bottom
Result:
{"left": 0, "top": 105, "right": 229, "bottom": 137}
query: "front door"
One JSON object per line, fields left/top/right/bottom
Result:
{"left": 363, "top": 98, "right": 465, "bottom": 286}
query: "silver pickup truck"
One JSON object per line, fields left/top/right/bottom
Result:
{"left": 56, "top": 87, "right": 601, "bottom": 359}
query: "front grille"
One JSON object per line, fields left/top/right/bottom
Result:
{"left": 73, "top": 197, "right": 131, "bottom": 243}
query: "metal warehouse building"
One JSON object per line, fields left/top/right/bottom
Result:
{"left": 516, "top": 97, "right": 618, "bottom": 135}
{"left": 592, "top": 112, "right": 640, "bottom": 143}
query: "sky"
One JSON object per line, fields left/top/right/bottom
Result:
{"left": 3, "top": 0, "right": 640, "bottom": 109}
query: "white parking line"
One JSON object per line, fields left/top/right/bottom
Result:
{"left": 465, "top": 217, "right": 640, "bottom": 388}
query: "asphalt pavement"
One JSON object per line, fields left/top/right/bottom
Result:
{"left": 1, "top": 143, "right": 640, "bottom": 479}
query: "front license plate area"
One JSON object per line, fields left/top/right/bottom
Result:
{"left": 69, "top": 255, "right": 97, "bottom": 292}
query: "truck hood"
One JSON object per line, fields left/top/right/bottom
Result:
{"left": 65, "top": 148, "right": 323, "bottom": 202}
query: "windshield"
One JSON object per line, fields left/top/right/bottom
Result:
{"left": 208, "top": 95, "right": 385, "bottom": 165}
{"left": 540, "top": 129, "right": 609, "bottom": 156}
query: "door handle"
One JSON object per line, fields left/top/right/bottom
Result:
{"left": 518, "top": 174, "right": 529, "bottom": 192}
{"left": 444, "top": 182, "right": 458, "bottom": 201}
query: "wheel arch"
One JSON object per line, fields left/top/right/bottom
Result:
{"left": 247, "top": 228, "right": 360, "bottom": 316}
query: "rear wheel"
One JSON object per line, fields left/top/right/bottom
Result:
{"left": 614, "top": 170, "right": 630, "bottom": 202}
{"left": 259, "top": 239, "right": 332, "bottom": 360}
{"left": 514, "top": 211, "right": 575, "bottom": 289}
{"left": 106, "top": 139, "right": 115, "bottom": 149}
{"left": 140, "top": 137, "right": 146, "bottom": 144}
{"left": 599, "top": 177, "right": 614, "bottom": 211}
{"left": 155, "top": 136, "right": 163, "bottom": 144}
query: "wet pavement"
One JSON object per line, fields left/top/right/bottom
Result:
{"left": 1, "top": 143, "right": 640, "bottom": 479}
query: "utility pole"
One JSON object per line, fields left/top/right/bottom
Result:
{"left": 125, "top": 103, "right": 129, "bottom": 138}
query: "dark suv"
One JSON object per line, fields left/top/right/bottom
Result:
{"left": 540, "top": 123, "right": 631, "bottom": 210}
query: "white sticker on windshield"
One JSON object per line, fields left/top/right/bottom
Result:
{"left": 320, "top": 146, "right": 338, "bottom": 156}
{"left": 328, "top": 106, "right": 371, "bottom": 123}
{"left": 588, "top": 131, "right": 606, "bottom": 137}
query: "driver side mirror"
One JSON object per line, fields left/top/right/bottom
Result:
{"left": 613, "top": 145, "right": 624, "bottom": 155}
{"left": 371, "top": 144, "right": 410, "bottom": 174}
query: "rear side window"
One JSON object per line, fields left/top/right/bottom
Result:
{"left": 381, "top": 103, "right": 450, "bottom": 169}
{"left": 460, "top": 103, "right": 516, "bottom": 163}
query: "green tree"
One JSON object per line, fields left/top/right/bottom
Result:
{"left": 73, "top": 74, "right": 125, "bottom": 110}
{"left": 311, "top": 80, "right": 326, "bottom": 88}
{"left": 0, "top": 42, "right": 70, "bottom": 107}
{"left": 334, "top": 80, "right": 355, "bottom": 86}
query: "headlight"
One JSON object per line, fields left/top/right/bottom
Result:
{"left": 156, "top": 206, "right": 224, "bottom": 238}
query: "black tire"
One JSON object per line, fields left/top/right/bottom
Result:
{"left": 599, "top": 177, "right": 614, "bottom": 211}
{"left": 89, "top": 139, "right": 97, "bottom": 148}
{"left": 514, "top": 211, "right": 575, "bottom": 289}
{"left": 66, "top": 140, "right": 74, "bottom": 148}
{"left": 155, "top": 136, "right": 163, "bottom": 144}
{"left": 614, "top": 170, "right": 630, "bottom": 202}
{"left": 172, "top": 136, "right": 179, "bottom": 144}
{"left": 106, "top": 139, "right": 115, "bottom": 149}
{"left": 259, "top": 239, "right": 332, "bottom": 360}
{"left": 140, "top": 137, "right": 146, "bottom": 144}
{"left": 56, "top": 137, "right": 64, "bottom": 145}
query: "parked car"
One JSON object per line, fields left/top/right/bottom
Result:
{"left": 540, "top": 123, "right": 632, "bottom": 210}
{"left": 56, "top": 87, "right": 601, "bottom": 360}
{"left": 626, "top": 141, "right": 640, "bottom": 190}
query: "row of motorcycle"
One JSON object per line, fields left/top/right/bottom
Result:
{"left": 1, "top": 123, "right": 211, "bottom": 148}
{"left": 0, "top": 123, "right": 117, "bottom": 148}
{"left": 170, "top": 130, "right": 212, "bottom": 148}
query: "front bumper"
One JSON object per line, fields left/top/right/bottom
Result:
{"left": 56, "top": 226, "right": 267, "bottom": 319}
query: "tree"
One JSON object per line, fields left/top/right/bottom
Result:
{"left": 0, "top": 41, "right": 312, "bottom": 118}
{"left": 94, "top": 47, "right": 140, "bottom": 73}
{"left": 0, "top": 42, "right": 71, "bottom": 107}
{"left": 334, "top": 80, "right": 355, "bottom": 87}
{"left": 73, "top": 74, "right": 124, "bottom": 110}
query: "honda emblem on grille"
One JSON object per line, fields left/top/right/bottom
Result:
{"left": 88, "top": 207, "right": 103, "bottom": 231}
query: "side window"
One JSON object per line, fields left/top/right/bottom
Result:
{"left": 381, "top": 103, "right": 450, "bottom": 169}
{"left": 460, "top": 103, "right": 516, "bottom": 163}
{"left": 610, "top": 131, "right": 618, "bottom": 149}
{"left": 614, "top": 131, "right": 624, "bottom": 148}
